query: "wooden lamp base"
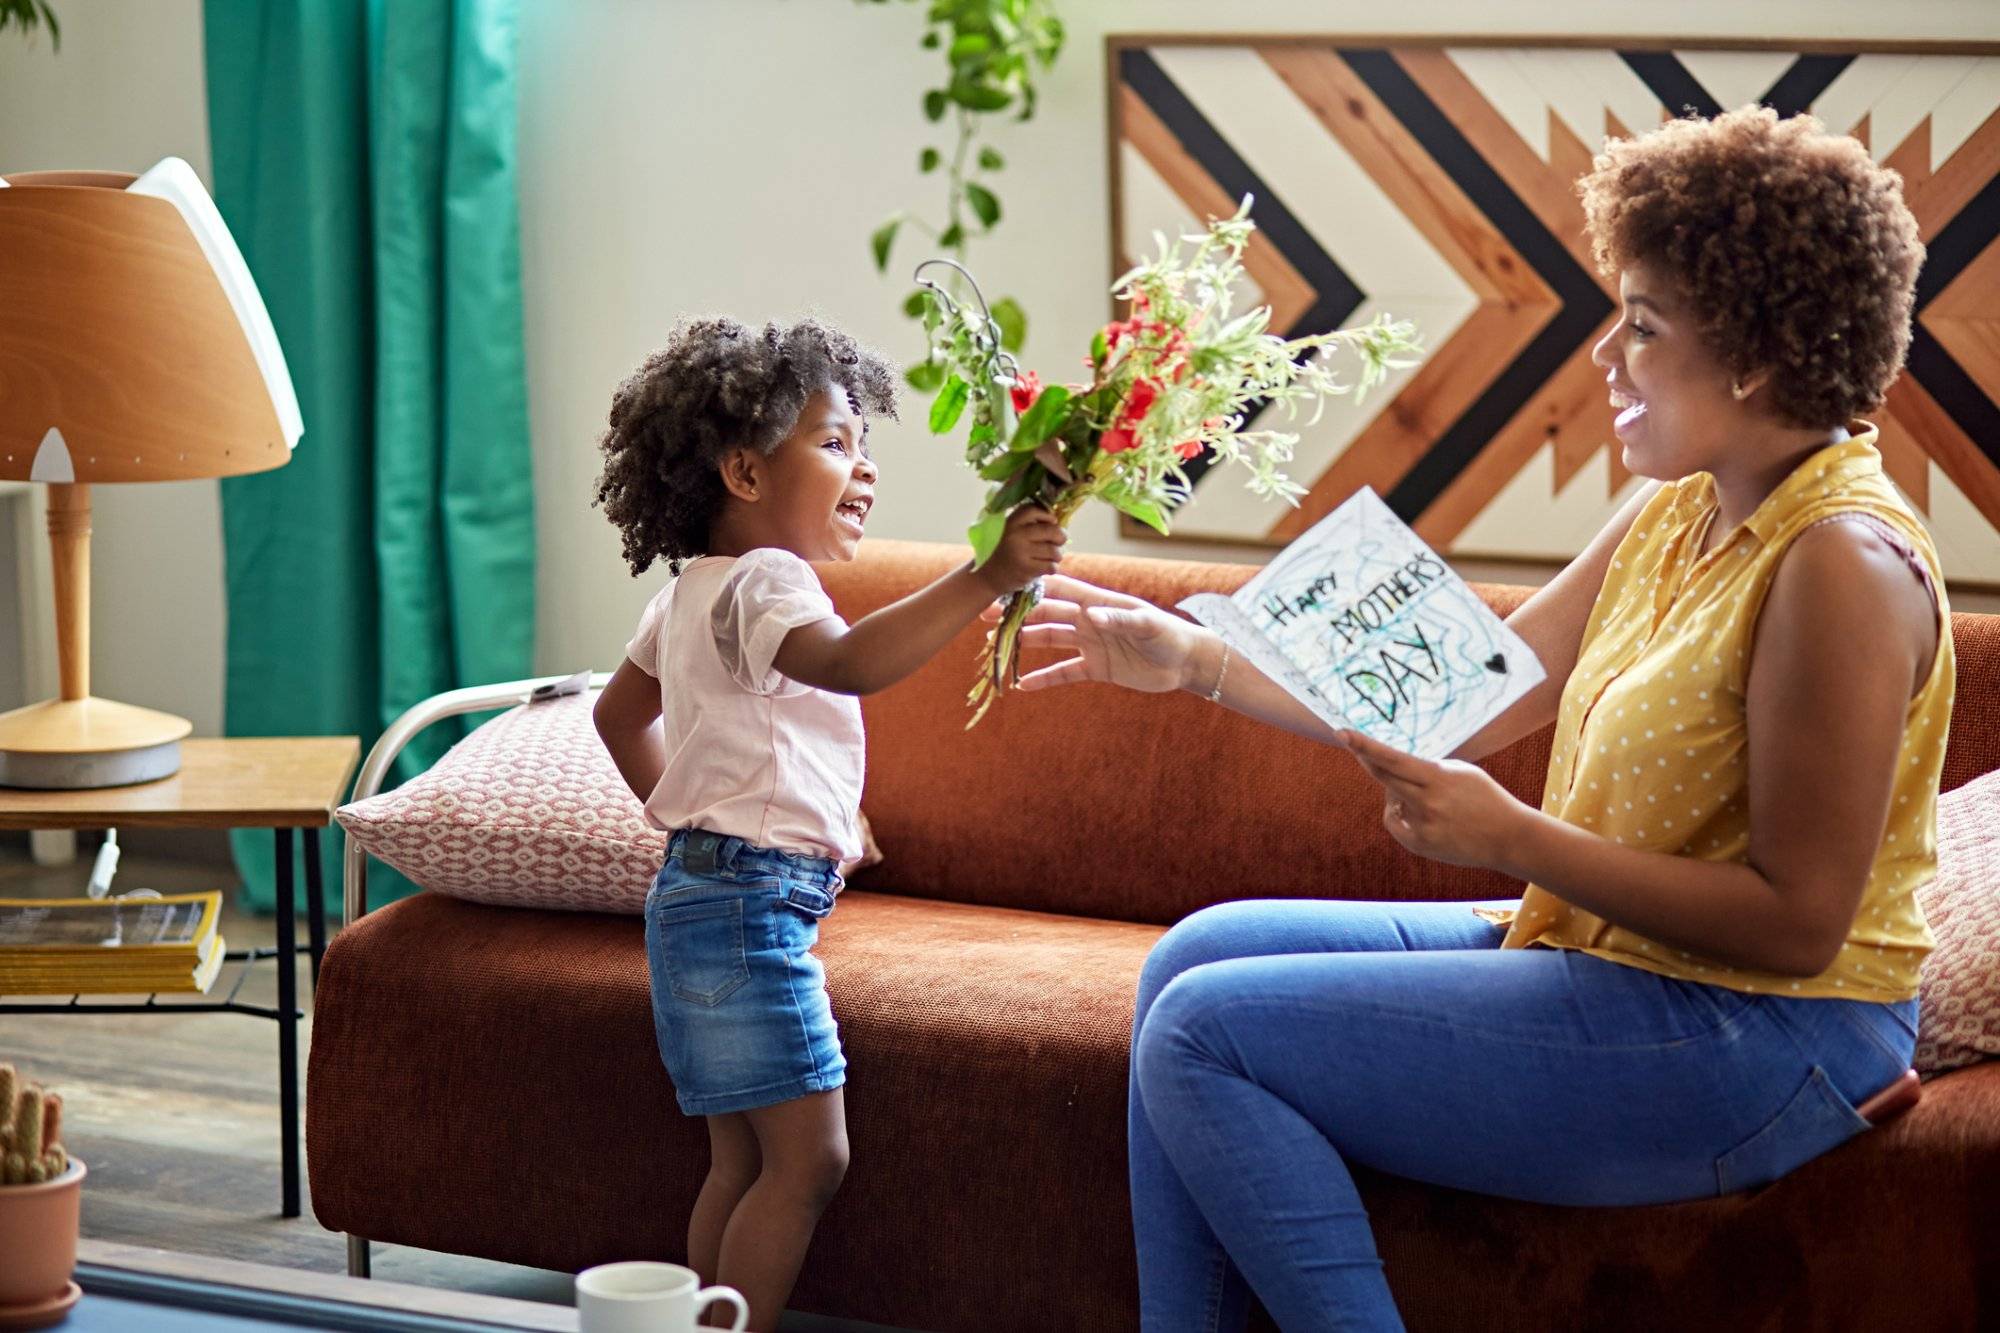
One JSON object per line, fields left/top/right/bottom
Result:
{"left": 0, "top": 483, "right": 194, "bottom": 789}
{"left": 0, "top": 696, "right": 192, "bottom": 789}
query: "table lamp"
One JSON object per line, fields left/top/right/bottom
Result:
{"left": 0, "top": 157, "right": 302, "bottom": 789}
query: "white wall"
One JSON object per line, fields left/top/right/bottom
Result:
{"left": 0, "top": 0, "right": 219, "bottom": 730}
{"left": 3, "top": 0, "right": 1997, "bottom": 724}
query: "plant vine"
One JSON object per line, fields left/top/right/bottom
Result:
{"left": 0, "top": 0, "right": 59, "bottom": 47}
{"left": 857, "top": 0, "right": 1064, "bottom": 389}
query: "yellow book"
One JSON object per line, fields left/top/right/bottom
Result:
{"left": 0, "top": 893, "right": 225, "bottom": 995}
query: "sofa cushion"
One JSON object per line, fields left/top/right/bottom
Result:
{"left": 334, "top": 691, "right": 664, "bottom": 913}
{"left": 1917, "top": 768, "right": 2000, "bottom": 1075}
{"left": 811, "top": 543, "right": 2000, "bottom": 927}
{"left": 818, "top": 542, "right": 1553, "bottom": 926}
{"left": 309, "top": 889, "right": 2000, "bottom": 1332}
{"left": 307, "top": 889, "right": 1164, "bottom": 1333}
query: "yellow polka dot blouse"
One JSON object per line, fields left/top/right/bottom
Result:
{"left": 1498, "top": 427, "right": 1952, "bottom": 1001}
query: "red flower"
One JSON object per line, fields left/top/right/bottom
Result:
{"left": 1010, "top": 370, "right": 1043, "bottom": 415}
{"left": 1123, "top": 376, "right": 1162, "bottom": 423}
{"left": 1174, "top": 439, "right": 1204, "bottom": 461}
{"left": 1100, "top": 427, "right": 1137, "bottom": 454}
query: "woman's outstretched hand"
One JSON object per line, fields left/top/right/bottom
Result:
{"left": 1337, "top": 728, "right": 1536, "bottom": 872}
{"left": 986, "top": 573, "right": 1207, "bottom": 694}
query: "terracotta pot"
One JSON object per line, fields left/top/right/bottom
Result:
{"left": 0, "top": 1159, "right": 85, "bottom": 1309}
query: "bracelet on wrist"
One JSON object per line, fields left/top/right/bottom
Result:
{"left": 1204, "top": 641, "right": 1231, "bottom": 703}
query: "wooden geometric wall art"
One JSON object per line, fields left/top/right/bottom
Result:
{"left": 1109, "top": 36, "right": 2000, "bottom": 584}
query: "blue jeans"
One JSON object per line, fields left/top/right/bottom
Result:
{"left": 1129, "top": 899, "right": 1918, "bottom": 1332}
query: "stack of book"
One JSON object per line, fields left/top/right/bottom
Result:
{"left": 0, "top": 892, "right": 225, "bottom": 995}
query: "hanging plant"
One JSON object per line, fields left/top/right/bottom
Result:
{"left": 0, "top": 0, "right": 58, "bottom": 46}
{"left": 858, "top": 0, "right": 1064, "bottom": 389}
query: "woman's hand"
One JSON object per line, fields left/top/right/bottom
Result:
{"left": 1338, "top": 729, "right": 1536, "bottom": 873}
{"left": 988, "top": 573, "right": 1208, "bottom": 694}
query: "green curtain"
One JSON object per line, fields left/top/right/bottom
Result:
{"left": 203, "top": 0, "right": 535, "bottom": 911}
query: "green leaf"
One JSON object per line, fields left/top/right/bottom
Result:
{"left": 967, "top": 508, "right": 1008, "bottom": 569}
{"left": 993, "top": 463, "right": 1046, "bottom": 512}
{"left": 952, "top": 81, "right": 1013, "bottom": 113}
{"left": 965, "top": 182, "right": 1001, "bottom": 229}
{"left": 938, "top": 223, "right": 965, "bottom": 249}
{"left": 921, "top": 30, "right": 940, "bottom": 49}
{"left": 919, "top": 146, "right": 941, "bottom": 174}
{"left": 991, "top": 297, "right": 1026, "bottom": 353}
{"left": 978, "top": 146, "right": 1005, "bottom": 171}
{"left": 870, "top": 218, "right": 900, "bottom": 273}
{"left": 923, "top": 89, "right": 948, "bottom": 122}
{"left": 979, "top": 451, "right": 1027, "bottom": 481}
{"left": 1010, "top": 384, "right": 1072, "bottom": 450}
{"left": 948, "top": 33, "right": 991, "bottom": 63}
{"left": 928, "top": 374, "right": 971, "bottom": 434}
{"left": 1113, "top": 493, "right": 1170, "bottom": 536}
{"left": 1090, "top": 328, "right": 1108, "bottom": 366}
{"left": 1040, "top": 15, "right": 1066, "bottom": 59}
{"left": 902, "top": 289, "right": 929, "bottom": 320}
{"left": 905, "top": 360, "right": 946, "bottom": 393}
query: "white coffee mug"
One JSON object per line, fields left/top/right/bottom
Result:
{"left": 575, "top": 1261, "right": 749, "bottom": 1333}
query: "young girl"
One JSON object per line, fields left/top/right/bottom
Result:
{"left": 591, "top": 316, "right": 1061, "bottom": 1330}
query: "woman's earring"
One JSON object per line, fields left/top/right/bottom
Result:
{"left": 1731, "top": 380, "right": 1749, "bottom": 401}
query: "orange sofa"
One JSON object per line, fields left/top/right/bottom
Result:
{"left": 308, "top": 540, "right": 2000, "bottom": 1330}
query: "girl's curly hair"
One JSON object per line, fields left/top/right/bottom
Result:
{"left": 593, "top": 316, "right": 899, "bottom": 575}
{"left": 1577, "top": 104, "right": 1924, "bottom": 430}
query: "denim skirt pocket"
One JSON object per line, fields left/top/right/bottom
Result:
{"left": 654, "top": 897, "right": 750, "bottom": 1007}
{"left": 1714, "top": 1064, "right": 1871, "bottom": 1195}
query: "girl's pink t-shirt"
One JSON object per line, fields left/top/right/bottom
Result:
{"left": 624, "top": 549, "right": 864, "bottom": 862}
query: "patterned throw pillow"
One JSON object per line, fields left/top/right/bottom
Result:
{"left": 1916, "top": 768, "right": 2000, "bottom": 1076}
{"left": 336, "top": 692, "right": 666, "bottom": 913}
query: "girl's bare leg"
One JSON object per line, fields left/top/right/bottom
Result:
{"left": 715, "top": 1089, "right": 848, "bottom": 1331}
{"left": 689, "top": 1112, "right": 759, "bottom": 1284}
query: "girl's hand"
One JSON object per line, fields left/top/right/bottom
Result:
{"left": 993, "top": 573, "right": 1206, "bottom": 694}
{"left": 974, "top": 505, "right": 1067, "bottom": 596}
{"left": 837, "top": 811, "right": 883, "bottom": 882}
{"left": 1337, "top": 729, "right": 1535, "bottom": 872}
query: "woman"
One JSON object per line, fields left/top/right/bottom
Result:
{"left": 1009, "top": 106, "right": 1945, "bottom": 1330}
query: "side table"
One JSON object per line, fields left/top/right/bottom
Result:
{"left": 0, "top": 736, "right": 361, "bottom": 1218}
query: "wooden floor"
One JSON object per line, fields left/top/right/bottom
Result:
{"left": 0, "top": 842, "right": 895, "bottom": 1331}
{"left": 0, "top": 845, "right": 577, "bottom": 1303}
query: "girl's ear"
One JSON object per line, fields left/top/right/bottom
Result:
{"left": 719, "top": 448, "right": 761, "bottom": 503}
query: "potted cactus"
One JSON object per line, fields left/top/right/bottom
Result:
{"left": 0, "top": 1063, "right": 84, "bottom": 1328}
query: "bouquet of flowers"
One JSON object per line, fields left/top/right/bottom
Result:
{"left": 914, "top": 198, "right": 1422, "bottom": 725}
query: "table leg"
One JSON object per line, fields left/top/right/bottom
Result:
{"left": 275, "top": 827, "right": 300, "bottom": 1219}
{"left": 305, "top": 826, "right": 326, "bottom": 989}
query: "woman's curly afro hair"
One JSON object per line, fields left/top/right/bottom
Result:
{"left": 1577, "top": 104, "right": 1924, "bottom": 430}
{"left": 594, "top": 316, "right": 898, "bottom": 575}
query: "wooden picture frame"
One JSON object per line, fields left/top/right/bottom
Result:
{"left": 1105, "top": 34, "right": 2000, "bottom": 586}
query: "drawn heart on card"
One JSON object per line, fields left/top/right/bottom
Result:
{"left": 1484, "top": 654, "right": 1507, "bottom": 674}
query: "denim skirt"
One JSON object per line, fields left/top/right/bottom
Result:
{"left": 644, "top": 828, "right": 844, "bottom": 1116}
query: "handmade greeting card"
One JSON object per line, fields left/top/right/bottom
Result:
{"left": 1180, "top": 488, "right": 1543, "bottom": 759}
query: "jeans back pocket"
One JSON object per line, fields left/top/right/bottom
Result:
{"left": 1714, "top": 1065, "right": 1871, "bottom": 1195}
{"left": 654, "top": 897, "right": 750, "bottom": 1007}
